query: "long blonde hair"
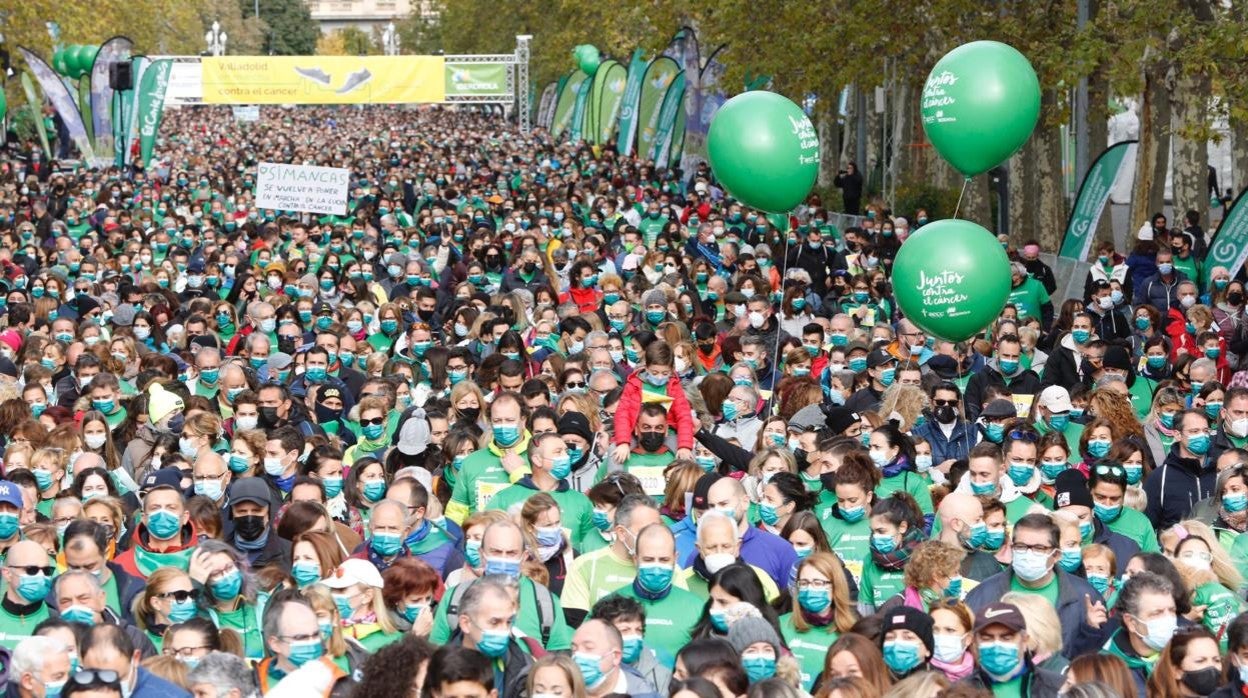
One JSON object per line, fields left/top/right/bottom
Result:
{"left": 792, "top": 552, "right": 857, "bottom": 634}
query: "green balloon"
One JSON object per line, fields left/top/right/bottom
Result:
{"left": 890, "top": 219, "right": 1012, "bottom": 341}
{"left": 81, "top": 45, "right": 100, "bottom": 73}
{"left": 0, "top": 89, "right": 6, "bottom": 120}
{"left": 707, "top": 91, "right": 819, "bottom": 213}
{"left": 52, "top": 48, "right": 67, "bottom": 76}
{"left": 65, "top": 45, "right": 85, "bottom": 77}
{"left": 920, "top": 41, "right": 1040, "bottom": 178}
{"left": 573, "top": 44, "right": 600, "bottom": 77}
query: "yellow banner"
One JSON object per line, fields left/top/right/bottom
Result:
{"left": 201, "top": 56, "right": 446, "bottom": 105}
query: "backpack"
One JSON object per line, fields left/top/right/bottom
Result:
{"left": 446, "top": 579, "right": 556, "bottom": 647}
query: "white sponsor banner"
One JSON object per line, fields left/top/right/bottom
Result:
{"left": 232, "top": 106, "right": 261, "bottom": 121}
{"left": 255, "top": 163, "right": 349, "bottom": 215}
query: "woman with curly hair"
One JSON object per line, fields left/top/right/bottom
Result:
{"left": 877, "top": 540, "right": 965, "bottom": 615}
{"left": 351, "top": 634, "right": 437, "bottom": 698}
{"left": 1088, "top": 389, "right": 1145, "bottom": 441}
{"left": 879, "top": 384, "right": 930, "bottom": 435}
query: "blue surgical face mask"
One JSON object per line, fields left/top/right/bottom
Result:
{"left": 483, "top": 556, "right": 521, "bottom": 580}
{"left": 978, "top": 640, "right": 1023, "bottom": 677}
{"left": 882, "top": 639, "right": 922, "bottom": 674}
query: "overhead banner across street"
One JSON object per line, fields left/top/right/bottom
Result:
{"left": 201, "top": 55, "right": 446, "bottom": 104}
{"left": 444, "top": 62, "right": 510, "bottom": 97}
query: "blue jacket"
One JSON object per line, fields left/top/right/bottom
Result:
{"left": 133, "top": 666, "right": 191, "bottom": 698}
{"left": 964, "top": 568, "right": 1104, "bottom": 659}
{"left": 1132, "top": 271, "right": 1187, "bottom": 315}
{"left": 680, "top": 525, "right": 798, "bottom": 589}
{"left": 670, "top": 515, "right": 697, "bottom": 565}
{"left": 912, "top": 419, "right": 978, "bottom": 465}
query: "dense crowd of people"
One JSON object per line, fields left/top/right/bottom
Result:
{"left": 0, "top": 103, "right": 1243, "bottom": 698}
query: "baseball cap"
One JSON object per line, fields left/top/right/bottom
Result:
{"left": 227, "top": 477, "right": 272, "bottom": 509}
{"left": 867, "top": 348, "right": 896, "bottom": 368}
{"left": 321, "top": 558, "right": 384, "bottom": 589}
{"left": 0, "top": 480, "right": 23, "bottom": 509}
{"left": 396, "top": 417, "right": 431, "bottom": 457}
{"left": 141, "top": 468, "right": 183, "bottom": 493}
{"left": 981, "top": 399, "right": 1018, "bottom": 421}
{"left": 691, "top": 473, "right": 722, "bottom": 511}
{"left": 1038, "top": 386, "right": 1072, "bottom": 413}
{"left": 974, "top": 602, "right": 1028, "bottom": 634}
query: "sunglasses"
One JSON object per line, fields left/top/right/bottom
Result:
{"left": 8, "top": 565, "right": 54, "bottom": 577}
{"left": 565, "top": 381, "right": 587, "bottom": 389}
{"left": 155, "top": 589, "right": 200, "bottom": 603}
{"left": 69, "top": 670, "right": 120, "bottom": 688}
{"left": 933, "top": 399, "right": 959, "bottom": 407}
{"left": 1007, "top": 429, "right": 1039, "bottom": 443}
{"left": 1094, "top": 464, "right": 1126, "bottom": 477}
{"left": 360, "top": 417, "right": 385, "bottom": 427}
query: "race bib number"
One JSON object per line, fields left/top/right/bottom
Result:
{"left": 631, "top": 466, "right": 666, "bottom": 496}
{"left": 476, "top": 480, "right": 507, "bottom": 512}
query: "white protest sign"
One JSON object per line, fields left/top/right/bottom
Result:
{"left": 232, "top": 106, "right": 260, "bottom": 122}
{"left": 255, "top": 163, "right": 349, "bottom": 215}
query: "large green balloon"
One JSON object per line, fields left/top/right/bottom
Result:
{"left": 65, "top": 45, "right": 86, "bottom": 78}
{"left": 81, "top": 45, "right": 99, "bottom": 74}
{"left": 891, "top": 219, "right": 1011, "bottom": 341}
{"left": 573, "top": 45, "right": 600, "bottom": 77}
{"left": 0, "top": 89, "right": 6, "bottom": 120}
{"left": 920, "top": 41, "right": 1040, "bottom": 178}
{"left": 707, "top": 91, "right": 819, "bottom": 213}
{"left": 52, "top": 48, "right": 68, "bottom": 76}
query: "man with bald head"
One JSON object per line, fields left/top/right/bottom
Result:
{"left": 936, "top": 492, "right": 1005, "bottom": 581}
{"left": 192, "top": 448, "right": 231, "bottom": 507}
{"left": 562, "top": 494, "right": 662, "bottom": 625}
{"left": 0, "top": 540, "right": 53, "bottom": 649}
{"left": 609, "top": 523, "right": 701, "bottom": 660}
{"left": 428, "top": 518, "right": 574, "bottom": 651}
{"left": 572, "top": 618, "right": 662, "bottom": 697}
{"left": 215, "top": 363, "right": 248, "bottom": 419}
{"left": 699, "top": 475, "right": 797, "bottom": 588}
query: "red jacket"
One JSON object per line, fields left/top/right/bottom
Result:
{"left": 612, "top": 371, "right": 694, "bottom": 449}
{"left": 560, "top": 285, "right": 601, "bottom": 314}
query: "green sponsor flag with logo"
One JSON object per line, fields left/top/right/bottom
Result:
{"left": 591, "top": 60, "right": 627, "bottom": 145}
{"left": 652, "top": 71, "right": 685, "bottom": 164}
{"left": 136, "top": 58, "right": 172, "bottom": 168}
{"left": 585, "top": 59, "right": 618, "bottom": 144}
{"left": 445, "top": 62, "right": 510, "bottom": 97}
{"left": 616, "top": 49, "right": 648, "bottom": 155}
{"left": 667, "top": 87, "right": 688, "bottom": 168}
{"left": 552, "top": 70, "right": 587, "bottom": 140}
{"left": 1207, "top": 187, "right": 1248, "bottom": 278}
{"left": 569, "top": 77, "right": 593, "bottom": 143}
{"left": 637, "top": 57, "right": 679, "bottom": 162}
{"left": 20, "top": 73, "right": 51, "bottom": 158}
{"left": 1059, "top": 140, "right": 1137, "bottom": 260}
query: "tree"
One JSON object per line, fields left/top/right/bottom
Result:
{"left": 251, "top": 0, "right": 317, "bottom": 55}
{"left": 339, "top": 27, "right": 378, "bottom": 56}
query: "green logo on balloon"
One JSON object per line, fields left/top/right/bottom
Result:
{"left": 921, "top": 41, "right": 1040, "bottom": 178}
{"left": 891, "top": 219, "right": 1012, "bottom": 342}
{"left": 707, "top": 91, "right": 819, "bottom": 213}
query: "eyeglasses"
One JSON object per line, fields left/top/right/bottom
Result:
{"left": 155, "top": 589, "right": 200, "bottom": 603}
{"left": 278, "top": 632, "right": 322, "bottom": 643}
{"left": 162, "top": 646, "right": 209, "bottom": 659}
{"left": 1012, "top": 544, "right": 1055, "bottom": 555}
{"left": 8, "top": 565, "right": 54, "bottom": 577}
{"left": 68, "top": 670, "right": 120, "bottom": 688}
{"left": 360, "top": 417, "right": 385, "bottom": 427}
{"left": 796, "top": 579, "right": 833, "bottom": 590}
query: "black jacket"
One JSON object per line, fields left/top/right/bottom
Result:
{"left": 964, "top": 361, "right": 1042, "bottom": 423}
{"left": 1144, "top": 445, "right": 1218, "bottom": 530}
{"left": 958, "top": 662, "right": 1063, "bottom": 698}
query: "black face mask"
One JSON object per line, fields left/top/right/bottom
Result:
{"left": 819, "top": 471, "right": 837, "bottom": 492}
{"left": 1230, "top": 292, "right": 1244, "bottom": 306}
{"left": 638, "top": 432, "right": 665, "bottom": 453}
{"left": 1180, "top": 666, "right": 1220, "bottom": 696}
{"left": 278, "top": 336, "right": 297, "bottom": 354}
{"left": 522, "top": 262, "right": 537, "bottom": 274}
{"left": 935, "top": 405, "right": 958, "bottom": 424}
{"left": 234, "top": 515, "right": 266, "bottom": 541}
{"left": 458, "top": 406, "right": 481, "bottom": 423}
{"left": 259, "top": 406, "right": 282, "bottom": 428}
{"left": 417, "top": 308, "right": 435, "bottom": 322}
{"left": 314, "top": 403, "right": 342, "bottom": 423}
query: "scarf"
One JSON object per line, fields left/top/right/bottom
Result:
{"left": 273, "top": 472, "right": 296, "bottom": 493}
{"left": 881, "top": 455, "right": 911, "bottom": 479}
{"left": 235, "top": 529, "right": 269, "bottom": 552}
{"left": 1222, "top": 509, "right": 1248, "bottom": 533}
{"left": 932, "top": 651, "right": 975, "bottom": 682}
{"left": 871, "top": 529, "right": 923, "bottom": 571}
{"left": 802, "top": 607, "right": 836, "bottom": 628}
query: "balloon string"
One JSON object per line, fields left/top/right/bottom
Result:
{"left": 772, "top": 215, "right": 792, "bottom": 408}
{"left": 952, "top": 178, "right": 969, "bottom": 219}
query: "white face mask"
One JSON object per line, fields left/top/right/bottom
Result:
{"left": 704, "top": 553, "right": 736, "bottom": 575}
{"left": 674, "top": 357, "right": 688, "bottom": 374}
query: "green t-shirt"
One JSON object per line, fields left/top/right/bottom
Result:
{"left": 1006, "top": 277, "right": 1050, "bottom": 321}
{"left": 1005, "top": 494, "right": 1041, "bottom": 524}
{"left": 1009, "top": 572, "right": 1060, "bottom": 606}
{"left": 447, "top": 435, "right": 531, "bottom": 523}
{"left": 1033, "top": 419, "right": 1085, "bottom": 463}
{"left": 0, "top": 601, "right": 49, "bottom": 650}
{"left": 613, "top": 584, "right": 702, "bottom": 661}
{"left": 779, "top": 612, "right": 839, "bottom": 691}
{"left": 876, "top": 472, "right": 932, "bottom": 514}
{"left": 486, "top": 482, "right": 596, "bottom": 553}
{"left": 1104, "top": 508, "right": 1160, "bottom": 552}
{"left": 991, "top": 675, "right": 1024, "bottom": 698}
{"left": 820, "top": 511, "right": 872, "bottom": 586}
{"left": 429, "top": 576, "right": 573, "bottom": 651}
{"left": 356, "top": 628, "right": 404, "bottom": 653}
{"left": 605, "top": 451, "right": 676, "bottom": 502}
{"left": 560, "top": 546, "right": 638, "bottom": 612}
{"left": 858, "top": 558, "right": 906, "bottom": 611}
{"left": 210, "top": 601, "right": 265, "bottom": 660}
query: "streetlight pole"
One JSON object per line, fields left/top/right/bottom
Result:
{"left": 205, "top": 20, "right": 228, "bottom": 57}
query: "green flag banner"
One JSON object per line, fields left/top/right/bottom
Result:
{"left": 585, "top": 59, "right": 618, "bottom": 144}
{"left": 445, "top": 62, "right": 510, "bottom": 97}
{"left": 20, "top": 73, "right": 50, "bottom": 158}
{"left": 552, "top": 70, "right": 587, "bottom": 140}
{"left": 616, "top": 49, "right": 648, "bottom": 156}
{"left": 124, "top": 56, "right": 150, "bottom": 166}
{"left": 637, "top": 57, "right": 680, "bottom": 162}
{"left": 569, "top": 77, "right": 593, "bottom": 142}
{"left": 136, "top": 58, "right": 172, "bottom": 168}
{"left": 1058, "top": 140, "right": 1137, "bottom": 260}
{"left": 1208, "top": 186, "right": 1248, "bottom": 277}
{"left": 652, "top": 71, "right": 685, "bottom": 164}
{"left": 592, "top": 61, "right": 627, "bottom": 145}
